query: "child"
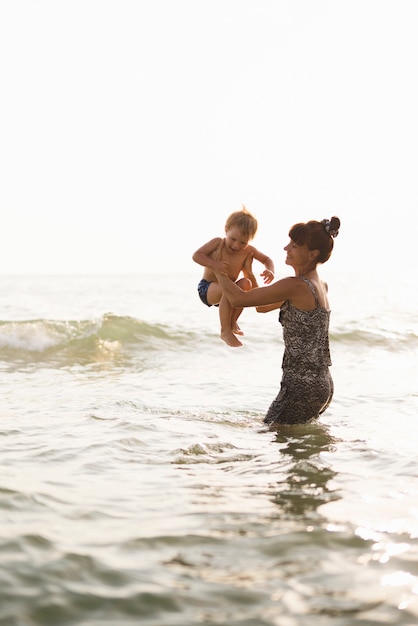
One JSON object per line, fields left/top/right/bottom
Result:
{"left": 192, "top": 206, "right": 275, "bottom": 347}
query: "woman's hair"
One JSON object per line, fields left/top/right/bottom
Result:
{"left": 225, "top": 205, "right": 258, "bottom": 240}
{"left": 289, "top": 216, "right": 341, "bottom": 264}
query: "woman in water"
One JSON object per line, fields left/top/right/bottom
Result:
{"left": 215, "top": 216, "right": 341, "bottom": 427}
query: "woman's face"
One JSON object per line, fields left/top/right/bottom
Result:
{"left": 284, "top": 239, "right": 312, "bottom": 268}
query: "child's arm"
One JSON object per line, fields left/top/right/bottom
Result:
{"left": 192, "top": 237, "right": 227, "bottom": 274}
{"left": 251, "top": 248, "right": 275, "bottom": 284}
{"left": 242, "top": 254, "right": 259, "bottom": 288}
{"left": 246, "top": 248, "right": 280, "bottom": 311}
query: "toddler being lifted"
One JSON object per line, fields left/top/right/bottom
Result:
{"left": 192, "top": 206, "right": 275, "bottom": 347}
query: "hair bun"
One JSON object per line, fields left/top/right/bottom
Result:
{"left": 321, "top": 216, "right": 340, "bottom": 238}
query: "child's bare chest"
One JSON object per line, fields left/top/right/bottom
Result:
{"left": 219, "top": 248, "right": 249, "bottom": 279}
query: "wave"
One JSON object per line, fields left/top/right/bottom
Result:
{"left": 1, "top": 314, "right": 416, "bottom": 368}
{"left": 330, "top": 325, "right": 418, "bottom": 350}
{"left": 0, "top": 314, "right": 190, "bottom": 367}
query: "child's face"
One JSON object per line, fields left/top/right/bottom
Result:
{"left": 225, "top": 226, "right": 250, "bottom": 252}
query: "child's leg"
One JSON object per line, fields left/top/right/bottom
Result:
{"left": 204, "top": 280, "right": 241, "bottom": 346}
{"left": 231, "top": 278, "right": 252, "bottom": 334}
{"left": 205, "top": 281, "right": 223, "bottom": 306}
{"left": 219, "top": 294, "right": 242, "bottom": 347}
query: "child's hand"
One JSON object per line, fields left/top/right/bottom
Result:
{"left": 260, "top": 269, "right": 274, "bottom": 284}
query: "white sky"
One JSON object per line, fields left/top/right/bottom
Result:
{"left": 1, "top": 0, "right": 417, "bottom": 276}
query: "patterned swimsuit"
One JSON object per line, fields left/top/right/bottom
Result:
{"left": 264, "top": 277, "right": 334, "bottom": 426}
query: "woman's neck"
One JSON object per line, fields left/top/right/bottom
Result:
{"left": 295, "top": 264, "right": 317, "bottom": 278}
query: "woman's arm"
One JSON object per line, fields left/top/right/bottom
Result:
{"left": 256, "top": 302, "right": 282, "bottom": 313}
{"left": 215, "top": 271, "right": 296, "bottom": 308}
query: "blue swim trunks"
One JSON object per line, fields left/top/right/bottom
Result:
{"left": 197, "top": 279, "right": 219, "bottom": 307}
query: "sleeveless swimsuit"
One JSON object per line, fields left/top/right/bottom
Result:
{"left": 264, "top": 277, "right": 334, "bottom": 426}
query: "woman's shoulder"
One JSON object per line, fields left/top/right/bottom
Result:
{"left": 280, "top": 276, "right": 319, "bottom": 311}
{"left": 299, "top": 276, "right": 330, "bottom": 309}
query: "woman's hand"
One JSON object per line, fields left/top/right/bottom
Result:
{"left": 213, "top": 260, "right": 229, "bottom": 275}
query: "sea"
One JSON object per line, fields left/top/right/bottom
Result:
{"left": 1, "top": 270, "right": 418, "bottom": 626}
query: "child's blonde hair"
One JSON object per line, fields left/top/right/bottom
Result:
{"left": 225, "top": 205, "right": 258, "bottom": 240}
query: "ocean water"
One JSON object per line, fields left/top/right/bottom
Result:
{"left": 1, "top": 271, "right": 418, "bottom": 626}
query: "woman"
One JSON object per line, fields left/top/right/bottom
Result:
{"left": 215, "top": 216, "right": 341, "bottom": 427}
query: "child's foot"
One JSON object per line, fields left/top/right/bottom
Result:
{"left": 232, "top": 324, "right": 244, "bottom": 336}
{"left": 221, "top": 329, "right": 243, "bottom": 347}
